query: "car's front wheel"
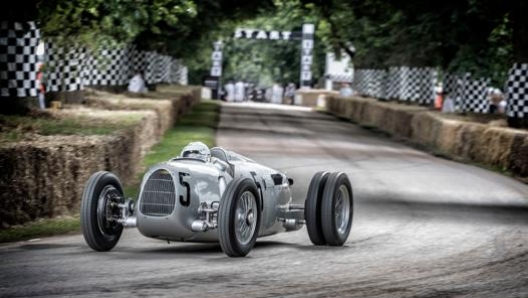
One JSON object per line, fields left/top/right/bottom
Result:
{"left": 218, "top": 177, "right": 261, "bottom": 257}
{"left": 80, "top": 171, "right": 124, "bottom": 251}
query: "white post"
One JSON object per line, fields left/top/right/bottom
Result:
{"left": 300, "top": 24, "right": 314, "bottom": 89}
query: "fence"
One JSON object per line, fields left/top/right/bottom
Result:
{"left": 352, "top": 64, "right": 527, "bottom": 122}
{"left": 0, "top": 21, "right": 188, "bottom": 99}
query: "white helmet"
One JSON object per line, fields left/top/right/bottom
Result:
{"left": 180, "top": 142, "right": 211, "bottom": 161}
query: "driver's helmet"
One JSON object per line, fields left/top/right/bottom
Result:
{"left": 180, "top": 142, "right": 211, "bottom": 161}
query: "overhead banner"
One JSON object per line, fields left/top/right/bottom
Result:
{"left": 233, "top": 28, "right": 302, "bottom": 41}
{"left": 211, "top": 24, "right": 315, "bottom": 91}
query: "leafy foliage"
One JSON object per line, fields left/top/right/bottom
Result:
{"left": 304, "top": 0, "right": 520, "bottom": 82}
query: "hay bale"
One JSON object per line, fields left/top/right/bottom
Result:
{"left": 508, "top": 133, "right": 528, "bottom": 178}
{"left": 433, "top": 117, "right": 463, "bottom": 155}
{"left": 325, "top": 95, "right": 528, "bottom": 181}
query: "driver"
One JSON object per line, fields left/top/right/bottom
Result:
{"left": 180, "top": 142, "right": 211, "bottom": 162}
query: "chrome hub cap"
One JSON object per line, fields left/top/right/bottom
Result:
{"left": 235, "top": 191, "right": 257, "bottom": 245}
{"left": 335, "top": 185, "right": 351, "bottom": 235}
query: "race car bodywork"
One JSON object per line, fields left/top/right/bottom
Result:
{"left": 81, "top": 143, "right": 353, "bottom": 257}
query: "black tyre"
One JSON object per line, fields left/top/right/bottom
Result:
{"left": 304, "top": 171, "right": 330, "bottom": 245}
{"left": 80, "top": 171, "right": 124, "bottom": 251}
{"left": 218, "top": 177, "right": 261, "bottom": 257}
{"left": 321, "top": 172, "right": 353, "bottom": 246}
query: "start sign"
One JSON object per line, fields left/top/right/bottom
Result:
{"left": 207, "top": 23, "right": 314, "bottom": 94}
{"left": 234, "top": 28, "right": 295, "bottom": 41}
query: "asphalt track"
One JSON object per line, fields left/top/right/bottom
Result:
{"left": 1, "top": 102, "right": 527, "bottom": 297}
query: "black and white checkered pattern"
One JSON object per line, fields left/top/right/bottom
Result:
{"left": 352, "top": 69, "right": 386, "bottom": 98}
{"left": 385, "top": 67, "right": 402, "bottom": 99}
{"left": 130, "top": 48, "right": 147, "bottom": 75}
{"left": 0, "top": 21, "right": 40, "bottom": 97}
{"left": 443, "top": 72, "right": 490, "bottom": 113}
{"left": 400, "top": 68, "right": 436, "bottom": 104}
{"left": 143, "top": 51, "right": 158, "bottom": 84}
{"left": 83, "top": 46, "right": 132, "bottom": 86}
{"left": 327, "top": 74, "right": 353, "bottom": 83}
{"left": 505, "top": 63, "right": 528, "bottom": 118}
{"left": 1, "top": 20, "right": 184, "bottom": 94}
{"left": 355, "top": 67, "right": 435, "bottom": 104}
{"left": 45, "top": 42, "right": 86, "bottom": 92}
{"left": 157, "top": 55, "right": 172, "bottom": 83}
{"left": 463, "top": 74, "right": 489, "bottom": 113}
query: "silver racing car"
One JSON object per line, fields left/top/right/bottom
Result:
{"left": 81, "top": 142, "right": 353, "bottom": 257}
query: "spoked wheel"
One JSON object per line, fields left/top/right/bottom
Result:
{"left": 218, "top": 177, "right": 261, "bottom": 257}
{"left": 81, "top": 171, "right": 124, "bottom": 251}
{"left": 320, "top": 172, "right": 353, "bottom": 246}
{"left": 304, "top": 171, "right": 330, "bottom": 245}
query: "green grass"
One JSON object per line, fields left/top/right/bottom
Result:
{"left": 0, "top": 100, "right": 220, "bottom": 243}
{"left": 0, "top": 114, "right": 142, "bottom": 144}
{"left": 125, "top": 100, "right": 220, "bottom": 199}
{"left": 0, "top": 216, "right": 81, "bottom": 243}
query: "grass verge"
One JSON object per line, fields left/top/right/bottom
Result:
{"left": 0, "top": 216, "right": 80, "bottom": 243}
{"left": 0, "top": 100, "right": 220, "bottom": 243}
{"left": 124, "top": 100, "right": 220, "bottom": 199}
{"left": 0, "top": 113, "right": 142, "bottom": 144}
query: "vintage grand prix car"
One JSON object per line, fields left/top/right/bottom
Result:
{"left": 81, "top": 142, "right": 353, "bottom": 257}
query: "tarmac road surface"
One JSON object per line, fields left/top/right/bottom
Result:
{"left": 1, "top": 102, "right": 527, "bottom": 297}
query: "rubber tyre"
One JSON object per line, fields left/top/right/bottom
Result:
{"left": 321, "top": 172, "right": 353, "bottom": 246}
{"left": 218, "top": 177, "right": 261, "bottom": 257}
{"left": 304, "top": 171, "right": 330, "bottom": 245}
{"left": 80, "top": 171, "right": 124, "bottom": 251}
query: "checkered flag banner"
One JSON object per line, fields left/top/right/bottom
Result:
{"left": 45, "top": 42, "right": 86, "bottom": 92}
{"left": 130, "top": 48, "right": 146, "bottom": 77}
{"left": 0, "top": 21, "right": 40, "bottom": 98}
{"left": 395, "top": 67, "right": 436, "bottom": 104}
{"left": 388, "top": 66, "right": 410, "bottom": 101}
{"left": 327, "top": 74, "right": 353, "bottom": 83}
{"left": 463, "top": 74, "right": 489, "bottom": 113}
{"left": 157, "top": 54, "right": 172, "bottom": 83}
{"left": 351, "top": 69, "right": 365, "bottom": 95}
{"left": 353, "top": 69, "right": 386, "bottom": 97}
{"left": 83, "top": 45, "right": 132, "bottom": 86}
{"left": 505, "top": 63, "right": 528, "bottom": 119}
{"left": 443, "top": 72, "right": 489, "bottom": 113}
{"left": 143, "top": 51, "right": 158, "bottom": 84}
{"left": 354, "top": 67, "right": 435, "bottom": 104}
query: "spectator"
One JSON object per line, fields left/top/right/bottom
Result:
{"left": 225, "top": 80, "right": 235, "bottom": 102}
{"left": 285, "top": 82, "right": 296, "bottom": 105}
{"left": 271, "top": 83, "right": 284, "bottom": 104}
{"left": 128, "top": 70, "right": 147, "bottom": 93}
{"left": 434, "top": 84, "right": 443, "bottom": 110}
{"left": 234, "top": 80, "right": 245, "bottom": 102}
{"left": 36, "top": 63, "right": 46, "bottom": 109}
{"left": 489, "top": 88, "right": 505, "bottom": 114}
{"left": 339, "top": 82, "right": 354, "bottom": 97}
{"left": 441, "top": 91, "right": 455, "bottom": 113}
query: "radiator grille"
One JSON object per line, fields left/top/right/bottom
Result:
{"left": 139, "top": 170, "right": 176, "bottom": 216}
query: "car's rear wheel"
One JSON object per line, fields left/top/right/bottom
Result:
{"left": 304, "top": 171, "right": 330, "bottom": 245}
{"left": 218, "top": 177, "right": 261, "bottom": 257}
{"left": 81, "top": 171, "right": 124, "bottom": 251}
{"left": 320, "top": 172, "right": 353, "bottom": 246}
